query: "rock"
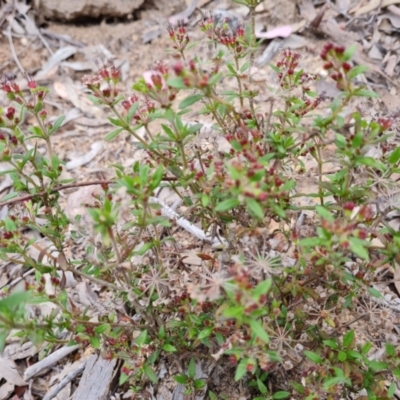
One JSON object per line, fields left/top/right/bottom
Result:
{"left": 35, "top": 0, "right": 145, "bottom": 21}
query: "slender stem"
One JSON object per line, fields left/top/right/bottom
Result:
{"left": 248, "top": 4, "right": 256, "bottom": 116}
{"left": 234, "top": 56, "right": 244, "bottom": 108}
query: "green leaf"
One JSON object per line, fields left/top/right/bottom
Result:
{"left": 198, "top": 327, "right": 213, "bottom": 340}
{"left": 167, "top": 77, "right": 187, "bottom": 89}
{"left": 179, "top": 94, "right": 203, "bottom": 109}
{"left": 89, "top": 336, "right": 100, "bottom": 348}
{"left": 0, "top": 291, "right": 31, "bottom": 311}
{"left": 316, "top": 205, "right": 334, "bottom": 222}
{"left": 127, "top": 102, "right": 139, "bottom": 122}
{"left": 143, "top": 365, "right": 158, "bottom": 384}
{"left": 194, "top": 379, "right": 206, "bottom": 390}
{"left": 323, "top": 339, "right": 338, "bottom": 349}
{"left": 323, "top": 376, "right": 350, "bottom": 389}
{"left": 273, "top": 392, "right": 290, "bottom": 399}
{"left": 342, "top": 330, "right": 355, "bottom": 348}
{"left": 88, "top": 94, "right": 101, "bottom": 104}
{"left": 105, "top": 127, "right": 123, "bottom": 141}
{"left": 240, "top": 60, "right": 250, "bottom": 73}
{"left": 343, "top": 44, "right": 358, "bottom": 61}
{"left": 247, "top": 318, "right": 269, "bottom": 343}
{"left": 149, "top": 165, "right": 164, "bottom": 191}
{"left": 338, "top": 350, "right": 347, "bottom": 362}
{"left": 388, "top": 382, "right": 396, "bottom": 398}
{"left": 188, "top": 358, "right": 196, "bottom": 379}
{"left": 389, "top": 146, "right": 400, "bottom": 164}
{"left": 354, "top": 89, "right": 379, "bottom": 98}
{"left": 299, "top": 237, "right": 320, "bottom": 247}
{"left": 119, "top": 372, "right": 129, "bottom": 385}
{"left": 208, "top": 72, "right": 223, "bottom": 86}
{"left": 215, "top": 198, "right": 239, "bottom": 212}
{"left": 5, "top": 216, "right": 17, "bottom": 231}
{"left": 135, "top": 330, "right": 148, "bottom": 346}
{"left": 235, "top": 358, "right": 248, "bottom": 381}
{"left": 162, "top": 344, "right": 177, "bottom": 352}
{"left": 257, "top": 378, "right": 267, "bottom": 395}
{"left": 246, "top": 198, "right": 264, "bottom": 219}
{"left": 347, "top": 65, "right": 369, "bottom": 80}
{"left": 133, "top": 241, "right": 155, "bottom": 255}
{"left": 223, "top": 305, "right": 244, "bottom": 319}
{"left": 368, "top": 287, "right": 383, "bottom": 298}
{"left": 174, "top": 374, "right": 188, "bottom": 384}
{"left": 253, "top": 279, "right": 272, "bottom": 299}
{"left": 49, "top": 115, "right": 65, "bottom": 134}
{"left": 304, "top": 351, "right": 322, "bottom": 364}
{"left": 356, "top": 156, "right": 384, "bottom": 170}
{"left": 94, "top": 323, "right": 110, "bottom": 335}
{"left": 0, "top": 330, "right": 9, "bottom": 353}
{"left": 386, "top": 343, "right": 395, "bottom": 357}
{"left": 368, "top": 361, "right": 388, "bottom": 372}
{"left": 349, "top": 237, "right": 369, "bottom": 260}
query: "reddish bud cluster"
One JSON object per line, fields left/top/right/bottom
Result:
{"left": 320, "top": 42, "right": 344, "bottom": 61}
{"left": 167, "top": 21, "right": 189, "bottom": 54}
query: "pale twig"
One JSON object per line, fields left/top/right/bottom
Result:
{"left": 42, "top": 362, "right": 86, "bottom": 400}
{"left": 149, "top": 196, "right": 228, "bottom": 248}
{"left": 24, "top": 345, "right": 80, "bottom": 381}
{"left": 4, "top": 24, "right": 25, "bottom": 75}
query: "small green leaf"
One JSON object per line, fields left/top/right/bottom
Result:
{"left": 5, "top": 216, "right": 17, "bottom": 231}
{"left": 119, "top": 372, "right": 129, "bottom": 385}
{"left": 194, "top": 379, "right": 206, "bottom": 390}
{"left": 323, "top": 376, "right": 350, "bottom": 389}
{"left": 198, "top": 327, "right": 213, "bottom": 340}
{"left": 354, "top": 89, "right": 379, "bottom": 98}
{"left": 149, "top": 165, "right": 164, "bottom": 191}
{"left": 215, "top": 198, "right": 239, "bottom": 212}
{"left": 105, "top": 127, "right": 123, "bottom": 141}
{"left": 162, "top": 344, "right": 177, "bottom": 352}
{"left": 257, "top": 378, "right": 267, "bottom": 394}
{"left": 253, "top": 279, "right": 272, "bottom": 299}
{"left": 323, "top": 339, "right": 338, "bottom": 349}
{"left": 240, "top": 60, "right": 250, "bottom": 73}
{"left": 304, "top": 351, "right": 322, "bottom": 364}
{"left": 135, "top": 330, "right": 148, "bottom": 346}
{"left": 273, "top": 392, "right": 290, "bottom": 399}
{"left": 188, "top": 358, "right": 196, "bottom": 379}
{"left": 246, "top": 198, "right": 264, "bottom": 219}
{"left": 368, "top": 361, "right": 388, "bottom": 372}
{"left": 343, "top": 44, "right": 358, "bottom": 61}
{"left": 389, "top": 146, "right": 400, "bottom": 164}
{"left": 0, "top": 291, "right": 31, "bottom": 311}
{"left": 174, "top": 374, "right": 188, "bottom": 384}
{"left": 49, "top": 115, "right": 65, "bottom": 134}
{"left": 235, "top": 358, "right": 248, "bottom": 381}
{"left": 89, "top": 336, "right": 100, "bottom": 349}
{"left": 299, "top": 237, "right": 320, "bottom": 247}
{"left": 179, "top": 94, "right": 203, "bottom": 109}
{"left": 247, "top": 319, "right": 269, "bottom": 343}
{"left": 347, "top": 65, "right": 369, "bottom": 80}
{"left": 316, "top": 205, "right": 334, "bottom": 222}
{"left": 167, "top": 77, "right": 187, "bottom": 89}
{"left": 388, "top": 382, "right": 396, "bottom": 397}
{"left": 0, "top": 330, "right": 9, "bottom": 353}
{"left": 342, "top": 330, "right": 355, "bottom": 348}
{"left": 368, "top": 287, "right": 383, "bottom": 298}
{"left": 349, "top": 237, "right": 369, "bottom": 260}
{"left": 94, "top": 323, "right": 110, "bottom": 335}
{"left": 143, "top": 365, "right": 158, "bottom": 384}
{"left": 338, "top": 350, "right": 347, "bottom": 362}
